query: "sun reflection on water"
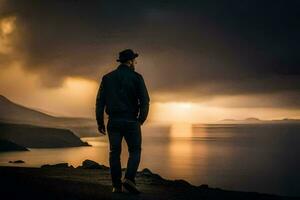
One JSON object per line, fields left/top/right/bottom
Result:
{"left": 170, "top": 122, "right": 193, "bottom": 138}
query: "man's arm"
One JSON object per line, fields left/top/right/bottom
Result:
{"left": 137, "top": 75, "right": 150, "bottom": 125}
{"left": 95, "top": 76, "right": 106, "bottom": 134}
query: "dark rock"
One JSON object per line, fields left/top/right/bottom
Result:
{"left": 172, "top": 179, "right": 191, "bottom": 187}
{"left": 137, "top": 168, "right": 194, "bottom": 187}
{"left": 198, "top": 184, "right": 209, "bottom": 189}
{"left": 140, "top": 168, "right": 153, "bottom": 175}
{"left": 9, "top": 160, "right": 25, "bottom": 163}
{"left": 137, "top": 168, "right": 165, "bottom": 185}
{"left": 77, "top": 159, "right": 109, "bottom": 170}
{"left": 41, "top": 163, "right": 70, "bottom": 168}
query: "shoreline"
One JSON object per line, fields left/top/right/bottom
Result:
{"left": 0, "top": 160, "right": 298, "bottom": 200}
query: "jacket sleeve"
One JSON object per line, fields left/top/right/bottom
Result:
{"left": 95, "top": 76, "right": 106, "bottom": 126}
{"left": 137, "top": 75, "right": 150, "bottom": 125}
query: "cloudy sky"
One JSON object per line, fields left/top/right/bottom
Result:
{"left": 0, "top": 0, "right": 299, "bottom": 123}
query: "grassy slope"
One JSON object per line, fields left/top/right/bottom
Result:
{"left": 0, "top": 139, "right": 29, "bottom": 151}
{"left": 0, "top": 122, "right": 90, "bottom": 148}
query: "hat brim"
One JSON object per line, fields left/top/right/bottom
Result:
{"left": 117, "top": 53, "right": 139, "bottom": 62}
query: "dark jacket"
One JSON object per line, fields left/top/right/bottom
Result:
{"left": 95, "top": 64, "right": 150, "bottom": 126}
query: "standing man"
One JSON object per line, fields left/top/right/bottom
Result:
{"left": 95, "top": 49, "right": 150, "bottom": 194}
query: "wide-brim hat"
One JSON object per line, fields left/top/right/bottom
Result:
{"left": 117, "top": 49, "right": 139, "bottom": 62}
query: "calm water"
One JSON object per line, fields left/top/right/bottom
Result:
{"left": 0, "top": 123, "right": 299, "bottom": 197}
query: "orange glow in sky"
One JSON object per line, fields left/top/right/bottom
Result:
{"left": 1, "top": 64, "right": 300, "bottom": 123}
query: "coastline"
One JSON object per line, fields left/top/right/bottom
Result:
{"left": 0, "top": 161, "right": 297, "bottom": 200}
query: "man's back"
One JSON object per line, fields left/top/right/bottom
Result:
{"left": 96, "top": 63, "right": 150, "bottom": 126}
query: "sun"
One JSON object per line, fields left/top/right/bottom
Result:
{"left": 150, "top": 102, "right": 194, "bottom": 123}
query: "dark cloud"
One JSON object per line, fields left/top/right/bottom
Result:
{"left": 1, "top": 0, "right": 300, "bottom": 106}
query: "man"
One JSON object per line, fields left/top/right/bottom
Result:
{"left": 95, "top": 49, "right": 150, "bottom": 194}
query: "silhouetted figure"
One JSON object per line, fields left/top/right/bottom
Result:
{"left": 95, "top": 49, "right": 150, "bottom": 194}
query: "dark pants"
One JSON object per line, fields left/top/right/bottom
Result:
{"left": 107, "top": 119, "right": 142, "bottom": 188}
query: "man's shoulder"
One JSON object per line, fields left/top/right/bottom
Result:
{"left": 133, "top": 71, "right": 142, "bottom": 77}
{"left": 102, "top": 69, "right": 117, "bottom": 79}
{"left": 132, "top": 71, "right": 144, "bottom": 80}
{"left": 100, "top": 68, "right": 143, "bottom": 81}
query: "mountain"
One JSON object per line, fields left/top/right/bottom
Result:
{"left": 0, "top": 139, "right": 29, "bottom": 152}
{"left": 0, "top": 122, "right": 90, "bottom": 148}
{"left": 0, "top": 95, "right": 99, "bottom": 137}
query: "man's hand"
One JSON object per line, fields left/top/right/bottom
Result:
{"left": 137, "top": 119, "right": 143, "bottom": 126}
{"left": 98, "top": 124, "right": 106, "bottom": 135}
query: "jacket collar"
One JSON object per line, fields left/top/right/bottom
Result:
{"left": 117, "top": 64, "right": 134, "bottom": 71}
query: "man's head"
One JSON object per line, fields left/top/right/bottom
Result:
{"left": 117, "top": 49, "right": 138, "bottom": 69}
{"left": 123, "top": 58, "right": 137, "bottom": 69}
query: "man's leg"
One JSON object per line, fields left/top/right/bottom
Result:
{"left": 123, "top": 121, "right": 142, "bottom": 183}
{"left": 107, "top": 120, "right": 123, "bottom": 188}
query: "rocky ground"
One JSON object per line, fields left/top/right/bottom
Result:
{"left": 0, "top": 160, "right": 297, "bottom": 200}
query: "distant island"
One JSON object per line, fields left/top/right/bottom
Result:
{"left": 217, "top": 117, "right": 300, "bottom": 124}
{"left": 0, "top": 94, "right": 99, "bottom": 137}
